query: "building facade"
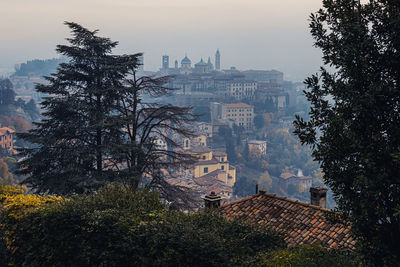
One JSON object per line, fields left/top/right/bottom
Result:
{"left": 0, "top": 127, "right": 15, "bottom": 152}
{"left": 227, "top": 80, "right": 257, "bottom": 100}
{"left": 248, "top": 140, "right": 267, "bottom": 155}
{"left": 220, "top": 103, "right": 254, "bottom": 129}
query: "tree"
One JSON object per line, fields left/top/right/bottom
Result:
{"left": 17, "top": 22, "right": 130, "bottom": 194}
{"left": 254, "top": 114, "right": 265, "bottom": 129}
{"left": 0, "top": 79, "right": 16, "bottom": 105}
{"left": 110, "top": 66, "right": 196, "bottom": 196}
{"left": 0, "top": 159, "right": 13, "bottom": 185}
{"left": 294, "top": 1, "right": 400, "bottom": 264}
{"left": 258, "top": 170, "right": 272, "bottom": 191}
{"left": 18, "top": 23, "right": 195, "bottom": 199}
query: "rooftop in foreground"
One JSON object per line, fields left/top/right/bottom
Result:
{"left": 219, "top": 191, "right": 355, "bottom": 250}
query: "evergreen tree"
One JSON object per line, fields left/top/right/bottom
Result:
{"left": 18, "top": 22, "right": 196, "bottom": 201}
{"left": 294, "top": 0, "right": 400, "bottom": 264}
{"left": 18, "top": 22, "right": 137, "bottom": 194}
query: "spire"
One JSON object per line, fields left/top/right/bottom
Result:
{"left": 215, "top": 49, "right": 221, "bottom": 70}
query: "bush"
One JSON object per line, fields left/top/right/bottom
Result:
{"left": 247, "top": 244, "right": 363, "bottom": 267}
{"left": 1, "top": 184, "right": 285, "bottom": 266}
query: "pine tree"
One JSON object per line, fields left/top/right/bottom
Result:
{"left": 294, "top": 0, "right": 400, "bottom": 264}
{"left": 18, "top": 22, "right": 137, "bottom": 194}
{"left": 18, "top": 23, "right": 196, "bottom": 202}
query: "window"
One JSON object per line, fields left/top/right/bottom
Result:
{"left": 221, "top": 165, "right": 224, "bottom": 170}
{"left": 204, "top": 167, "right": 208, "bottom": 173}
{"left": 202, "top": 155, "right": 206, "bottom": 160}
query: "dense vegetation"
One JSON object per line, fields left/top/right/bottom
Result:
{"left": 0, "top": 184, "right": 361, "bottom": 266}
{"left": 294, "top": 0, "right": 400, "bottom": 264}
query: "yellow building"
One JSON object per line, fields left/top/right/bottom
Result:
{"left": 0, "top": 127, "right": 15, "bottom": 152}
{"left": 183, "top": 134, "right": 207, "bottom": 150}
{"left": 189, "top": 147, "right": 236, "bottom": 187}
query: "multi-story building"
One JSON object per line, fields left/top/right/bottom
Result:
{"left": 227, "top": 80, "right": 257, "bottom": 100}
{"left": 0, "top": 127, "right": 15, "bottom": 152}
{"left": 248, "top": 140, "right": 267, "bottom": 156}
{"left": 221, "top": 103, "right": 254, "bottom": 129}
{"left": 189, "top": 146, "right": 236, "bottom": 187}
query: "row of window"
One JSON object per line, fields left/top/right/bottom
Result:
{"left": 0, "top": 135, "right": 12, "bottom": 141}
{"left": 226, "top": 113, "right": 252, "bottom": 117}
{"left": 227, "top": 109, "right": 252, "bottom": 112}
{"left": 1, "top": 142, "right": 12, "bottom": 148}
{"left": 203, "top": 165, "right": 225, "bottom": 174}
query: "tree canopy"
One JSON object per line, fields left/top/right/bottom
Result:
{"left": 17, "top": 22, "right": 195, "bottom": 197}
{"left": 294, "top": 0, "right": 400, "bottom": 264}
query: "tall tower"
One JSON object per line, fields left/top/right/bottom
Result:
{"left": 175, "top": 60, "right": 178, "bottom": 69}
{"left": 215, "top": 49, "right": 221, "bottom": 70}
{"left": 162, "top": 55, "right": 169, "bottom": 69}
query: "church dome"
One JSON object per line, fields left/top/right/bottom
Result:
{"left": 181, "top": 55, "right": 191, "bottom": 65}
{"left": 195, "top": 58, "right": 208, "bottom": 67}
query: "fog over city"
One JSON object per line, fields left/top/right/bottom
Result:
{"left": 1, "top": 0, "right": 323, "bottom": 80}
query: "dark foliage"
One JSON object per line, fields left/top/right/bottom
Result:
{"left": 17, "top": 23, "right": 195, "bottom": 197}
{"left": 2, "top": 185, "right": 285, "bottom": 266}
{"left": 294, "top": 0, "right": 400, "bottom": 264}
{"left": 0, "top": 79, "right": 16, "bottom": 105}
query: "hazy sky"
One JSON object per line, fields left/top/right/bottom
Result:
{"left": 1, "top": 0, "right": 324, "bottom": 81}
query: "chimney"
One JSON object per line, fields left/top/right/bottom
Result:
{"left": 203, "top": 191, "right": 222, "bottom": 209}
{"left": 310, "top": 187, "right": 327, "bottom": 208}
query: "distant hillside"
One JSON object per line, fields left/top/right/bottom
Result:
{"left": 13, "top": 58, "right": 66, "bottom": 77}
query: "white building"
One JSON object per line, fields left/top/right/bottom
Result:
{"left": 248, "top": 140, "right": 267, "bottom": 155}
{"left": 227, "top": 80, "right": 257, "bottom": 100}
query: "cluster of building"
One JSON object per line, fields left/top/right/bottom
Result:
{"left": 279, "top": 170, "right": 313, "bottom": 193}
{"left": 162, "top": 122, "right": 237, "bottom": 200}
{"left": 159, "top": 50, "right": 221, "bottom": 76}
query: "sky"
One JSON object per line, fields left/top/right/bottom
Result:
{"left": 1, "top": 0, "right": 324, "bottom": 81}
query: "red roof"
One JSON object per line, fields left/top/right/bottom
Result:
{"left": 220, "top": 192, "right": 355, "bottom": 250}
{"left": 0, "top": 127, "right": 15, "bottom": 135}
{"left": 226, "top": 103, "right": 253, "bottom": 109}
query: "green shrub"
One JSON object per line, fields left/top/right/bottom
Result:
{"left": 2, "top": 184, "right": 285, "bottom": 266}
{"left": 247, "top": 244, "right": 363, "bottom": 267}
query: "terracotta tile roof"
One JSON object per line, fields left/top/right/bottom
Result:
{"left": 195, "top": 170, "right": 226, "bottom": 185}
{"left": 226, "top": 103, "right": 253, "bottom": 109}
{"left": 189, "top": 146, "right": 212, "bottom": 154}
{"left": 219, "top": 192, "right": 355, "bottom": 250}
{"left": 0, "top": 127, "right": 15, "bottom": 135}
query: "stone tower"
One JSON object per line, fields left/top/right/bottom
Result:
{"left": 215, "top": 49, "right": 221, "bottom": 70}
{"left": 162, "top": 55, "right": 169, "bottom": 69}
